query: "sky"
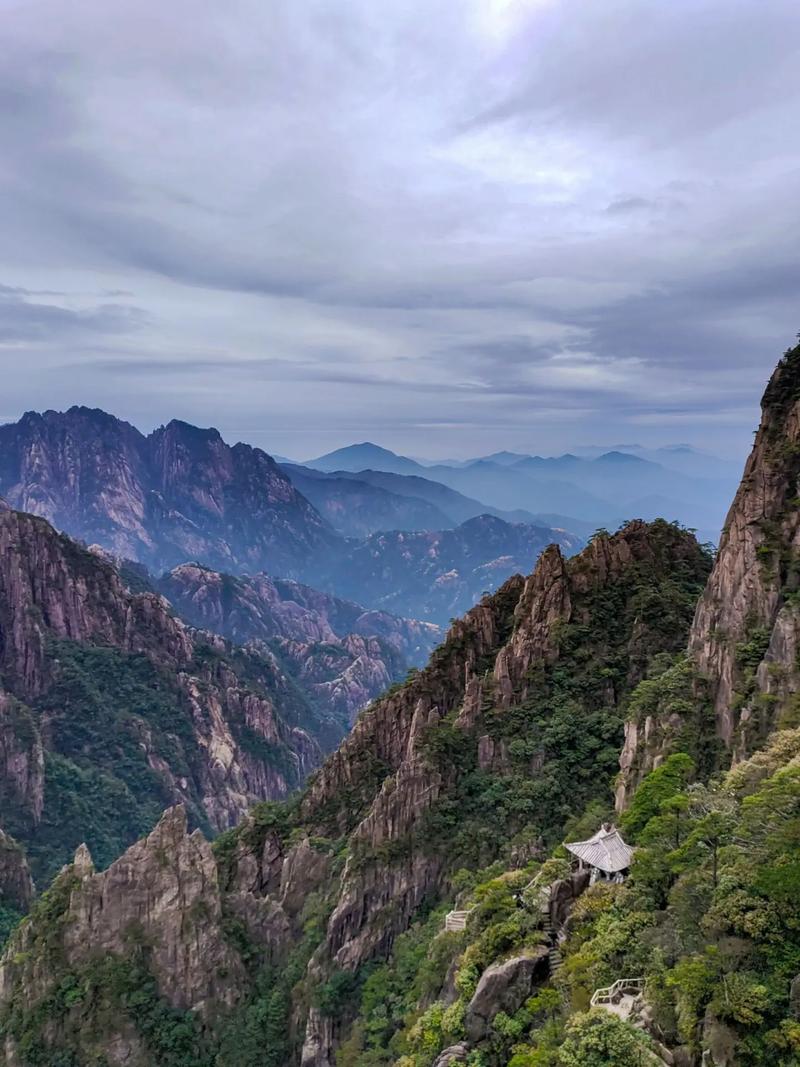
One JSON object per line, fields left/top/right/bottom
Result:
{"left": 0, "top": 0, "right": 798, "bottom": 462}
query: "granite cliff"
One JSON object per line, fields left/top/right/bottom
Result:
{"left": 0, "top": 407, "right": 334, "bottom": 578}
{"left": 0, "top": 507, "right": 340, "bottom": 884}
{"left": 617, "top": 339, "right": 800, "bottom": 805}
{"left": 0, "top": 518, "right": 710, "bottom": 1065}
{"left": 159, "top": 563, "right": 440, "bottom": 725}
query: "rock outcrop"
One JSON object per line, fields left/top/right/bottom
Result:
{"left": 0, "top": 831, "right": 34, "bottom": 912}
{"left": 159, "top": 563, "right": 440, "bottom": 726}
{"left": 464, "top": 950, "right": 549, "bottom": 1041}
{"left": 688, "top": 342, "right": 800, "bottom": 754}
{"left": 0, "top": 809, "right": 249, "bottom": 1065}
{"left": 0, "top": 406, "right": 336, "bottom": 578}
{"left": 617, "top": 341, "right": 800, "bottom": 807}
{"left": 0, "top": 507, "right": 335, "bottom": 882}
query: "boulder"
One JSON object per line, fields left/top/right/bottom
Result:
{"left": 434, "top": 1044, "right": 469, "bottom": 1066}
{"left": 465, "top": 948, "right": 549, "bottom": 1041}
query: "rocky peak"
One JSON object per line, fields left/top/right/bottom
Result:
{"left": 0, "top": 407, "right": 335, "bottom": 577}
{"left": 0, "top": 830, "right": 34, "bottom": 912}
{"left": 0, "top": 506, "right": 336, "bottom": 881}
{"left": 689, "top": 340, "right": 800, "bottom": 752}
{"left": 0, "top": 806, "right": 249, "bottom": 1065}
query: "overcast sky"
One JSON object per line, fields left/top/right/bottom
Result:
{"left": 1, "top": 0, "right": 798, "bottom": 460}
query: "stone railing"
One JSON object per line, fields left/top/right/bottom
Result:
{"left": 590, "top": 977, "right": 645, "bottom": 1008}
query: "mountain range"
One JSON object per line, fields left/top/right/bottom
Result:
{"left": 1, "top": 348, "right": 794, "bottom": 1066}
{"left": 0, "top": 407, "right": 582, "bottom": 626}
{"left": 303, "top": 440, "right": 741, "bottom": 542}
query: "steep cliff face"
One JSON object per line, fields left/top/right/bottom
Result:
{"left": 0, "top": 508, "right": 339, "bottom": 883}
{"left": 159, "top": 564, "right": 440, "bottom": 724}
{"left": 0, "top": 808, "right": 249, "bottom": 1066}
{"left": 0, "top": 407, "right": 335, "bottom": 577}
{"left": 616, "top": 342, "right": 800, "bottom": 809}
{"left": 688, "top": 341, "right": 800, "bottom": 754}
{"left": 0, "top": 520, "right": 709, "bottom": 1066}
{"left": 0, "top": 831, "right": 33, "bottom": 913}
{"left": 292, "top": 520, "right": 708, "bottom": 1065}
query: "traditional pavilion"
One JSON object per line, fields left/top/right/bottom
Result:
{"left": 564, "top": 823, "right": 633, "bottom": 884}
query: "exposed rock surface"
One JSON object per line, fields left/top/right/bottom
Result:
{"left": 548, "top": 870, "right": 590, "bottom": 933}
{"left": 0, "top": 808, "right": 249, "bottom": 1065}
{"left": 160, "top": 562, "right": 440, "bottom": 725}
{"left": 0, "top": 406, "right": 335, "bottom": 577}
{"left": 0, "top": 507, "right": 334, "bottom": 880}
{"left": 433, "top": 1043, "right": 470, "bottom": 1065}
{"left": 464, "top": 949, "right": 549, "bottom": 1041}
{"left": 618, "top": 342, "right": 800, "bottom": 804}
{"left": 688, "top": 344, "right": 800, "bottom": 754}
{"left": 0, "top": 831, "right": 34, "bottom": 912}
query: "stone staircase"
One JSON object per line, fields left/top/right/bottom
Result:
{"left": 544, "top": 915, "right": 563, "bottom": 976}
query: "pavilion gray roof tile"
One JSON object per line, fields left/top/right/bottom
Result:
{"left": 564, "top": 825, "right": 633, "bottom": 874}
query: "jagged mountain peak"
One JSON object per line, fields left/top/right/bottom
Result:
{"left": 0, "top": 406, "right": 335, "bottom": 577}
{"left": 0, "top": 515, "right": 710, "bottom": 1065}
{"left": 151, "top": 417, "right": 225, "bottom": 445}
{"left": 688, "top": 338, "right": 800, "bottom": 751}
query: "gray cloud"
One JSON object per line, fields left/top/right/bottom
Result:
{"left": 0, "top": 284, "right": 147, "bottom": 342}
{"left": 0, "top": 0, "right": 797, "bottom": 459}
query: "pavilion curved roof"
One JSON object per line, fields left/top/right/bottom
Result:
{"left": 564, "top": 825, "right": 633, "bottom": 874}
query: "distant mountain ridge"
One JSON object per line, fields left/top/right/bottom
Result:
{"left": 0, "top": 409, "right": 583, "bottom": 627}
{"left": 309, "top": 513, "right": 583, "bottom": 621}
{"left": 0, "top": 407, "right": 334, "bottom": 578}
{"left": 306, "top": 441, "right": 424, "bottom": 476}
{"left": 304, "top": 439, "right": 737, "bottom": 537}
{"left": 158, "top": 562, "right": 440, "bottom": 724}
{"left": 282, "top": 462, "right": 545, "bottom": 532}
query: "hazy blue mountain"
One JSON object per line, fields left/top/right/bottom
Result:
{"left": 288, "top": 465, "right": 545, "bottom": 528}
{"left": 306, "top": 442, "right": 425, "bottom": 476}
{"left": 280, "top": 463, "right": 454, "bottom": 536}
{"left": 461, "top": 450, "right": 532, "bottom": 467}
{"left": 422, "top": 460, "right": 618, "bottom": 522}
{"left": 308, "top": 514, "right": 584, "bottom": 623}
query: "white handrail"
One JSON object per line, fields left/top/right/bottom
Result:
{"left": 444, "top": 908, "right": 474, "bottom": 932}
{"left": 590, "top": 977, "right": 645, "bottom": 1008}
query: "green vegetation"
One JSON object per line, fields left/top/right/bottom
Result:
{"left": 3, "top": 641, "right": 210, "bottom": 883}
{"left": 0, "top": 901, "right": 22, "bottom": 950}
{"left": 0, "top": 949, "right": 212, "bottom": 1066}
{"left": 552, "top": 729, "right": 800, "bottom": 1065}
{"left": 3, "top": 632, "right": 317, "bottom": 885}
{"left": 357, "top": 726, "right": 800, "bottom": 1066}
{"left": 557, "top": 1011, "right": 655, "bottom": 1067}
{"left": 413, "top": 523, "right": 712, "bottom": 869}
{"left": 214, "top": 885, "right": 334, "bottom": 1067}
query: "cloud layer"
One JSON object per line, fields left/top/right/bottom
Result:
{"left": 1, "top": 0, "right": 797, "bottom": 458}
